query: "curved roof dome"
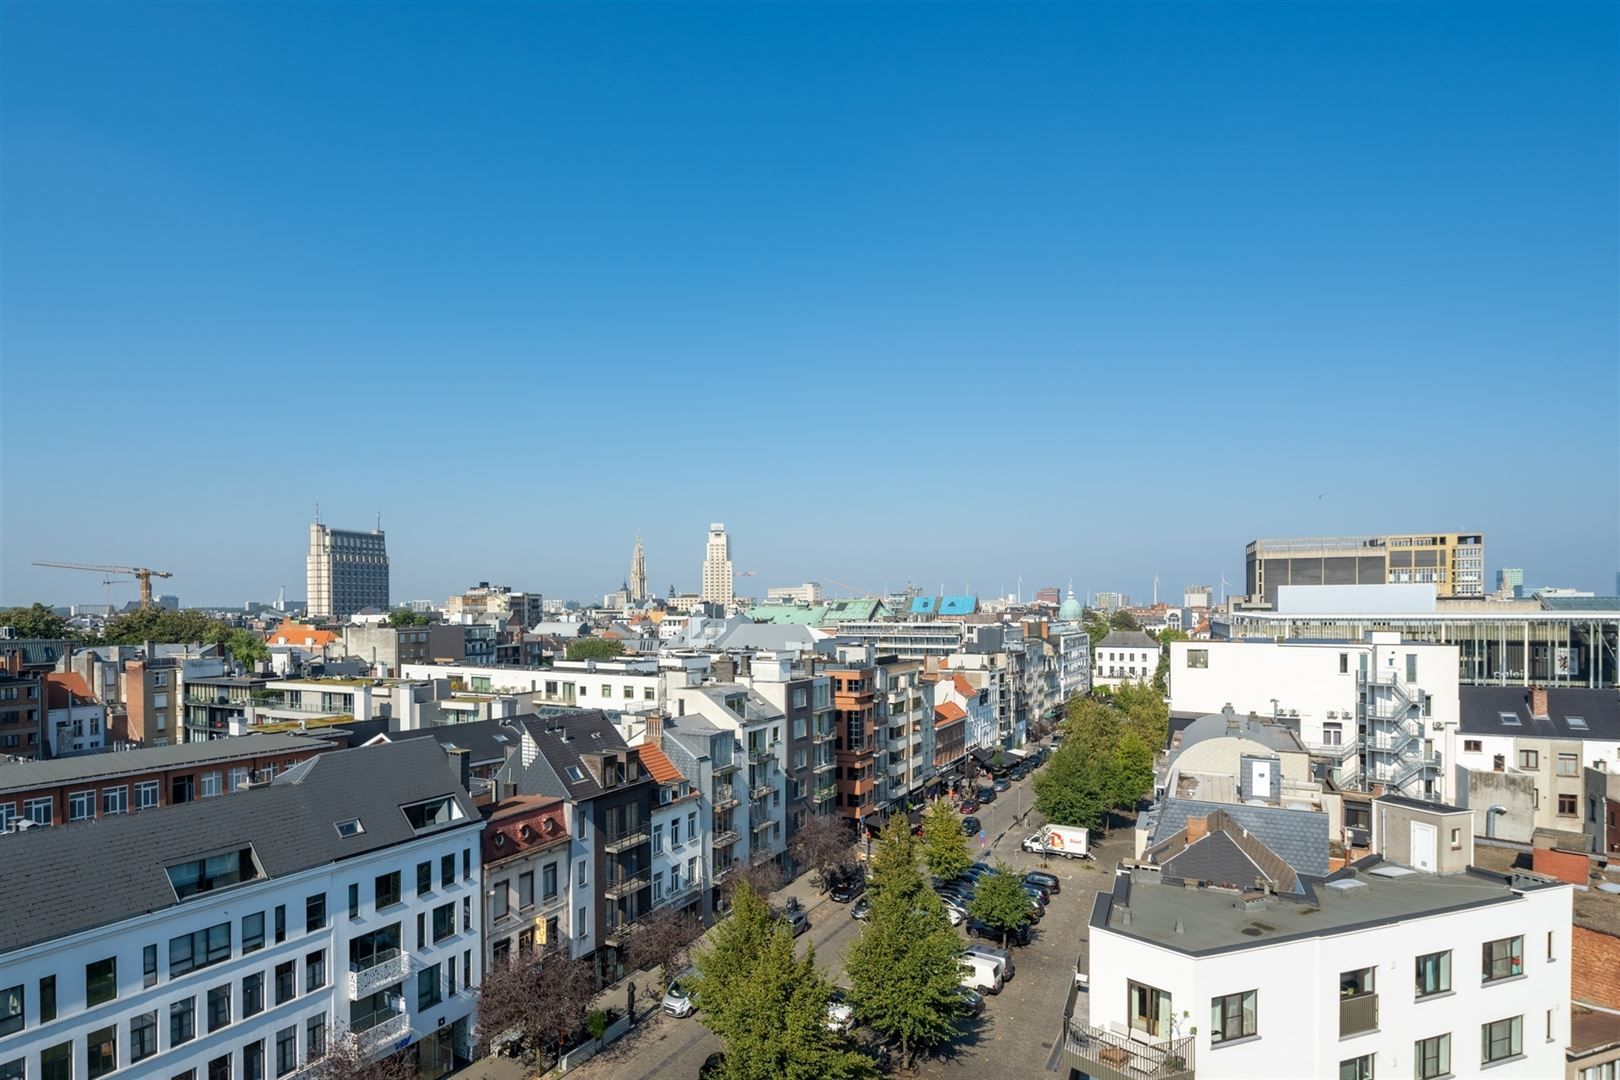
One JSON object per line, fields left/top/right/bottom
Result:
{"left": 1058, "top": 586, "right": 1083, "bottom": 620}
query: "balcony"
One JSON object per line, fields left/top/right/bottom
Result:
{"left": 1340, "top": 993, "right": 1379, "bottom": 1037}
{"left": 603, "top": 915, "right": 647, "bottom": 946}
{"left": 602, "top": 826, "right": 650, "bottom": 854}
{"left": 752, "top": 815, "right": 774, "bottom": 833}
{"left": 713, "top": 784, "right": 740, "bottom": 810}
{"left": 1305, "top": 739, "right": 1358, "bottom": 761}
{"left": 713, "top": 759, "right": 740, "bottom": 777}
{"left": 814, "top": 784, "right": 837, "bottom": 802}
{"left": 347, "top": 950, "right": 411, "bottom": 1000}
{"left": 812, "top": 727, "right": 836, "bottom": 745}
{"left": 1062, "top": 1022, "right": 1194, "bottom": 1080}
{"left": 352, "top": 1010, "right": 410, "bottom": 1055}
{"left": 603, "top": 868, "right": 650, "bottom": 900}
{"left": 813, "top": 758, "right": 836, "bottom": 774}
{"left": 712, "top": 829, "right": 741, "bottom": 848}
{"left": 746, "top": 747, "right": 773, "bottom": 765}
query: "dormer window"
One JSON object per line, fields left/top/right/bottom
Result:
{"left": 402, "top": 795, "right": 465, "bottom": 831}
{"left": 166, "top": 847, "right": 265, "bottom": 901}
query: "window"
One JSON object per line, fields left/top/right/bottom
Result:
{"left": 207, "top": 983, "right": 231, "bottom": 1031}
{"left": 1549, "top": 930, "right": 1556, "bottom": 959}
{"left": 1483, "top": 936, "right": 1524, "bottom": 982}
{"left": 672, "top": 818, "right": 681, "bottom": 847}
{"left": 1415, "top": 1033, "right": 1450, "bottom": 1079}
{"left": 1405, "top": 654, "right": 1418, "bottom": 683}
{"left": 69, "top": 790, "right": 95, "bottom": 821}
{"left": 242, "top": 972, "right": 264, "bottom": 1018}
{"left": 143, "top": 942, "right": 159, "bottom": 987}
{"left": 1499, "top": 712, "right": 1521, "bottom": 727}
{"left": 0, "top": 986, "right": 19, "bottom": 1037}
{"left": 416, "top": 965, "right": 442, "bottom": 1010}
{"left": 417, "top": 861, "right": 433, "bottom": 895}
{"left": 463, "top": 847, "right": 471, "bottom": 881}
{"left": 274, "top": 905, "right": 286, "bottom": 944}
{"left": 306, "top": 950, "right": 326, "bottom": 992}
{"left": 41, "top": 1043, "right": 71, "bottom": 1080}
{"left": 335, "top": 818, "right": 363, "bottom": 838}
{"left": 1517, "top": 749, "right": 1539, "bottom": 770}
{"left": 1128, "top": 980, "right": 1171, "bottom": 1038}
{"left": 0, "top": 1061, "right": 19, "bottom": 1080}
{"left": 348, "top": 883, "right": 360, "bottom": 919}
{"left": 463, "top": 896, "right": 472, "bottom": 932}
{"left": 87, "top": 1023, "right": 117, "bottom": 1079}
{"left": 306, "top": 1016, "right": 326, "bottom": 1061}
{"left": 1187, "top": 649, "right": 1209, "bottom": 668}
{"left": 1464, "top": 739, "right": 1483, "bottom": 753}
{"left": 441, "top": 853, "right": 455, "bottom": 889}
{"left": 244, "top": 911, "right": 266, "bottom": 952}
{"left": 433, "top": 902, "right": 454, "bottom": 943}
{"left": 304, "top": 892, "right": 327, "bottom": 932}
{"left": 243, "top": 1039, "right": 264, "bottom": 1080}
{"left": 652, "top": 823, "right": 664, "bottom": 852}
{"left": 274, "top": 961, "right": 295, "bottom": 1005}
{"left": 1338, "top": 1055, "right": 1373, "bottom": 1080}
{"left": 166, "top": 848, "right": 262, "bottom": 899}
{"left": 493, "top": 880, "right": 509, "bottom": 919}
{"left": 208, "top": 1054, "right": 231, "bottom": 1080}
{"left": 276, "top": 1025, "right": 297, "bottom": 1078}
{"left": 171, "top": 997, "right": 196, "bottom": 1045}
{"left": 416, "top": 912, "right": 425, "bottom": 951}
{"left": 1559, "top": 793, "right": 1579, "bottom": 816}
{"left": 577, "top": 859, "right": 587, "bottom": 887}
{"left": 1450, "top": 828, "right": 1462, "bottom": 850}
{"left": 1415, "top": 950, "right": 1451, "bottom": 998}
{"left": 576, "top": 906, "right": 588, "bottom": 938}
{"left": 87, "top": 956, "right": 118, "bottom": 1006}
{"left": 375, "top": 870, "right": 402, "bottom": 908}
{"left": 170, "top": 922, "right": 232, "bottom": 977}
{"left": 131, "top": 1010, "right": 158, "bottom": 1062}
{"left": 39, "top": 976, "right": 54, "bottom": 1023}
{"left": 519, "top": 871, "right": 534, "bottom": 909}
{"left": 200, "top": 771, "right": 221, "bottom": 797}
{"left": 1482, "top": 1015, "right": 1522, "bottom": 1064}
{"left": 24, "top": 798, "right": 51, "bottom": 826}
{"left": 1568, "top": 715, "right": 1589, "bottom": 731}
{"left": 1578, "top": 1065, "right": 1617, "bottom": 1080}
{"left": 543, "top": 863, "right": 558, "bottom": 899}
{"left": 102, "top": 786, "right": 128, "bottom": 816}
{"left": 688, "top": 810, "right": 697, "bottom": 841}
{"left": 1209, "top": 990, "right": 1256, "bottom": 1044}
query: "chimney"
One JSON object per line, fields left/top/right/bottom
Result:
{"left": 447, "top": 747, "right": 471, "bottom": 793}
{"left": 1529, "top": 687, "right": 1549, "bottom": 718}
{"left": 1186, "top": 815, "right": 1209, "bottom": 843}
{"left": 644, "top": 713, "right": 663, "bottom": 749}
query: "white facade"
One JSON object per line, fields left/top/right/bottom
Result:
{"left": 1093, "top": 635, "right": 1161, "bottom": 688}
{"left": 0, "top": 823, "right": 481, "bottom": 1080}
{"left": 649, "top": 781, "right": 707, "bottom": 915}
{"left": 765, "top": 582, "right": 824, "bottom": 604}
{"left": 1168, "top": 634, "right": 1460, "bottom": 798}
{"left": 46, "top": 701, "right": 106, "bottom": 758}
{"left": 1082, "top": 870, "right": 1571, "bottom": 1080}
{"left": 668, "top": 684, "right": 785, "bottom": 869}
{"left": 700, "top": 523, "right": 733, "bottom": 606}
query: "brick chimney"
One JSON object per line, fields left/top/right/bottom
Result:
{"left": 644, "top": 713, "right": 663, "bottom": 749}
{"left": 1529, "top": 688, "right": 1549, "bottom": 718}
{"left": 1186, "top": 816, "right": 1209, "bottom": 843}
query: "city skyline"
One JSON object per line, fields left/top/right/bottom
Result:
{"left": 3, "top": 3, "right": 1616, "bottom": 605}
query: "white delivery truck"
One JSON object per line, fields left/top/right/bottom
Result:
{"left": 1021, "top": 823, "right": 1090, "bottom": 859}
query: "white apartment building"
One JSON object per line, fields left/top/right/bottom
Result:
{"left": 642, "top": 745, "right": 707, "bottom": 917}
{"left": 1168, "top": 634, "right": 1460, "bottom": 799}
{"left": 668, "top": 682, "right": 787, "bottom": 871}
{"left": 701, "top": 523, "right": 734, "bottom": 606}
{"left": 877, "top": 659, "right": 935, "bottom": 803}
{"left": 0, "top": 738, "right": 482, "bottom": 1080}
{"left": 765, "top": 582, "right": 824, "bottom": 605}
{"left": 1070, "top": 859, "right": 1572, "bottom": 1080}
{"left": 933, "top": 672, "right": 997, "bottom": 755}
{"left": 481, "top": 795, "right": 573, "bottom": 967}
{"left": 1093, "top": 630, "right": 1161, "bottom": 689}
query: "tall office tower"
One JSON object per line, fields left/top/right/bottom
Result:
{"left": 1244, "top": 532, "right": 1485, "bottom": 607}
{"left": 701, "top": 522, "right": 734, "bottom": 605}
{"left": 630, "top": 533, "right": 648, "bottom": 603}
{"left": 306, "top": 518, "right": 390, "bottom": 621}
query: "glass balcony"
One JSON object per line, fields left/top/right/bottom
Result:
{"left": 712, "top": 829, "right": 740, "bottom": 848}
{"left": 712, "top": 784, "right": 740, "bottom": 809}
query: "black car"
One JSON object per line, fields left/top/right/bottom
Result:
{"left": 993, "top": 778, "right": 1011, "bottom": 792}
{"left": 961, "top": 816, "right": 982, "bottom": 836}
{"left": 1023, "top": 882, "right": 1050, "bottom": 904}
{"left": 965, "top": 918, "right": 1032, "bottom": 946}
{"left": 955, "top": 986, "right": 986, "bottom": 1017}
{"left": 700, "top": 1052, "right": 727, "bottom": 1079}
{"left": 1024, "top": 870, "right": 1061, "bottom": 895}
{"left": 829, "top": 871, "right": 866, "bottom": 903}
{"left": 976, "top": 787, "right": 997, "bottom": 804}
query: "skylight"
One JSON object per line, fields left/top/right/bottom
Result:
{"left": 1499, "top": 712, "right": 1521, "bottom": 727}
{"left": 494, "top": 734, "right": 509, "bottom": 743}
{"left": 565, "top": 765, "right": 587, "bottom": 783}
{"left": 336, "top": 819, "right": 365, "bottom": 838}
{"left": 1567, "top": 716, "right": 1588, "bottom": 730}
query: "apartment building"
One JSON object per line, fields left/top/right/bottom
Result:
{"left": 0, "top": 732, "right": 333, "bottom": 830}
{"left": 1070, "top": 856, "right": 1572, "bottom": 1080}
{"left": 825, "top": 645, "right": 880, "bottom": 823}
{"left": 305, "top": 520, "right": 390, "bottom": 622}
{"left": 0, "top": 650, "right": 45, "bottom": 759}
{"left": 668, "top": 683, "right": 788, "bottom": 871}
{"left": 1451, "top": 686, "right": 1619, "bottom": 846}
{"left": 43, "top": 673, "right": 106, "bottom": 758}
{"left": 736, "top": 654, "right": 838, "bottom": 829}
{"left": 877, "top": 657, "right": 935, "bottom": 805}
{"left": 1245, "top": 532, "right": 1487, "bottom": 607}
{"left": 0, "top": 738, "right": 482, "bottom": 1080}
{"left": 1093, "top": 631, "right": 1161, "bottom": 689}
{"left": 343, "top": 624, "right": 467, "bottom": 676}
{"left": 1168, "top": 634, "right": 1460, "bottom": 799}
{"left": 641, "top": 744, "right": 707, "bottom": 918}
{"left": 660, "top": 714, "right": 741, "bottom": 918}
{"left": 444, "top": 584, "right": 543, "bottom": 628}
{"left": 701, "top": 523, "right": 734, "bottom": 606}
{"left": 481, "top": 795, "right": 572, "bottom": 967}
{"left": 930, "top": 671, "right": 996, "bottom": 756}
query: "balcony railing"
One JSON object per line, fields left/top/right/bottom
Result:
{"left": 712, "top": 829, "right": 740, "bottom": 848}
{"left": 347, "top": 950, "right": 411, "bottom": 1000}
{"left": 812, "top": 728, "right": 836, "bottom": 744}
{"left": 752, "top": 816, "right": 774, "bottom": 833}
{"left": 602, "top": 826, "right": 650, "bottom": 854}
{"left": 1062, "top": 1022, "right": 1194, "bottom": 1080}
{"left": 603, "top": 915, "right": 647, "bottom": 946}
{"left": 712, "top": 759, "right": 740, "bottom": 776}
{"left": 746, "top": 747, "right": 774, "bottom": 764}
{"left": 1305, "top": 739, "right": 1358, "bottom": 761}
{"left": 713, "top": 784, "right": 740, "bottom": 809}
{"left": 603, "top": 868, "right": 650, "bottom": 899}
{"left": 813, "top": 758, "right": 836, "bottom": 774}
{"left": 352, "top": 1010, "right": 410, "bottom": 1055}
{"left": 750, "top": 781, "right": 774, "bottom": 800}
{"left": 814, "top": 784, "right": 837, "bottom": 802}
{"left": 1340, "top": 992, "right": 1378, "bottom": 1036}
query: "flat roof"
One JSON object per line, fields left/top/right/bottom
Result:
{"left": 0, "top": 733, "right": 332, "bottom": 794}
{"left": 1097, "top": 859, "right": 1564, "bottom": 957}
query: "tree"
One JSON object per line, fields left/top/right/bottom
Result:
{"left": 1064, "top": 696, "right": 1121, "bottom": 756}
{"left": 846, "top": 814, "right": 966, "bottom": 1068}
{"left": 1083, "top": 609, "right": 1110, "bottom": 650}
{"left": 1108, "top": 728, "right": 1156, "bottom": 811}
{"left": 385, "top": 608, "right": 430, "bottom": 628}
{"left": 626, "top": 904, "right": 706, "bottom": 994}
{"left": 1112, "top": 680, "right": 1170, "bottom": 751}
{"left": 920, "top": 799, "right": 971, "bottom": 882}
{"left": 0, "top": 603, "right": 72, "bottom": 640}
{"left": 966, "top": 862, "right": 1031, "bottom": 948}
{"left": 865, "top": 815, "right": 924, "bottom": 903}
{"left": 565, "top": 637, "right": 624, "bottom": 662}
{"left": 692, "top": 880, "right": 874, "bottom": 1080}
{"left": 100, "top": 608, "right": 230, "bottom": 646}
{"left": 298, "top": 1033, "right": 418, "bottom": 1080}
{"left": 789, "top": 812, "right": 855, "bottom": 891}
{"left": 721, "top": 860, "right": 782, "bottom": 907}
{"left": 474, "top": 945, "right": 597, "bottom": 1062}
{"left": 1108, "top": 608, "right": 1141, "bottom": 631}
{"left": 1033, "top": 742, "right": 1111, "bottom": 832}
{"left": 1150, "top": 628, "right": 1187, "bottom": 694}
{"left": 224, "top": 628, "right": 269, "bottom": 673}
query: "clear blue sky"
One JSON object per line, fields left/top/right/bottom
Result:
{"left": 3, "top": 2, "right": 1615, "bottom": 607}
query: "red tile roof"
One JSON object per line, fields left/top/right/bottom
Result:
{"left": 935, "top": 702, "right": 967, "bottom": 725}
{"left": 639, "top": 744, "right": 685, "bottom": 785}
{"left": 45, "top": 672, "right": 97, "bottom": 710}
{"left": 952, "top": 675, "right": 976, "bottom": 698}
{"left": 266, "top": 622, "right": 338, "bottom": 648}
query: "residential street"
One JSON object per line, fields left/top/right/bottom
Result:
{"left": 565, "top": 757, "right": 1126, "bottom": 1080}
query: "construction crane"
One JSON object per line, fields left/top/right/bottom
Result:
{"left": 823, "top": 576, "right": 871, "bottom": 596}
{"left": 35, "top": 561, "right": 174, "bottom": 609}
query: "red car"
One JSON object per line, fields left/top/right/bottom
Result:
{"left": 958, "top": 799, "right": 979, "bottom": 814}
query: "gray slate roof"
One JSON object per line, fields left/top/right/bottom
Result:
{"left": 1095, "top": 631, "right": 1160, "bottom": 651}
{"left": 0, "top": 738, "right": 476, "bottom": 953}
{"left": 507, "top": 710, "right": 643, "bottom": 802}
{"left": 1150, "top": 797, "right": 1330, "bottom": 878}
{"left": 384, "top": 718, "right": 523, "bottom": 767}
{"left": 1458, "top": 686, "right": 1620, "bottom": 741}
{"left": 0, "top": 733, "right": 333, "bottom": 794}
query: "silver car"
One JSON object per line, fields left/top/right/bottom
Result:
{"left": 661, "top": 968, "right": 697, "bottom": 1017}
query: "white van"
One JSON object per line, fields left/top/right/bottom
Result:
{"left": 960, "top": 954, "right": 1004, "bottom": 995}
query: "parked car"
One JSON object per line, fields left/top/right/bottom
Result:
{"left": 955, "top": 985, "right": 986, "bottom": 1017}
{"left": 1024, "top": 870, "right": 1061, "bottom": 895}
{"left": 1023, "top": 882, "right": 1050, "bottom": 905}
{"left": 850, "top": 895, "right": 872, "bottom": 921}
{"left": 965, "top": 861, "right": 995, "bottom": 877}
{"left": 826, "top": 989, "right": 854, "bottom": 1033}
{"left": 780, "top": 902, "right": 810, "bottom": 937}
{"left": 662, "top": 967, "right": 697, "bottom": 1017}
{"left": 940, "top": 900, "right": 966, "bottom": 926}
{"left": 993, "top": 778, "right": 1011, "bottom": 792}
{"left": 976, "top": 787, "right": 997, "bottom": 804}
{"left": 700, "top": 1052, "right": 727, "bottom": 1079}
{"left": 959, "top": 954, "right": 1003, "bottom": 995}
{"left": 957, "top": 798, "right": 979, "bottom": 814}
{"left": 829, "top": 871, "right": 866, "bottom": 903}
{"left": 964, "top": 943, "right": 1015, "bottom": 979}
{"left": 937, "top": 885, "right": 975, "bottom": 909}
{"left": 966, "top": 918, "right": 1032, "bottom": 946}
{"left": 961, "top": 816, "right": 982, "bottom": 836}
